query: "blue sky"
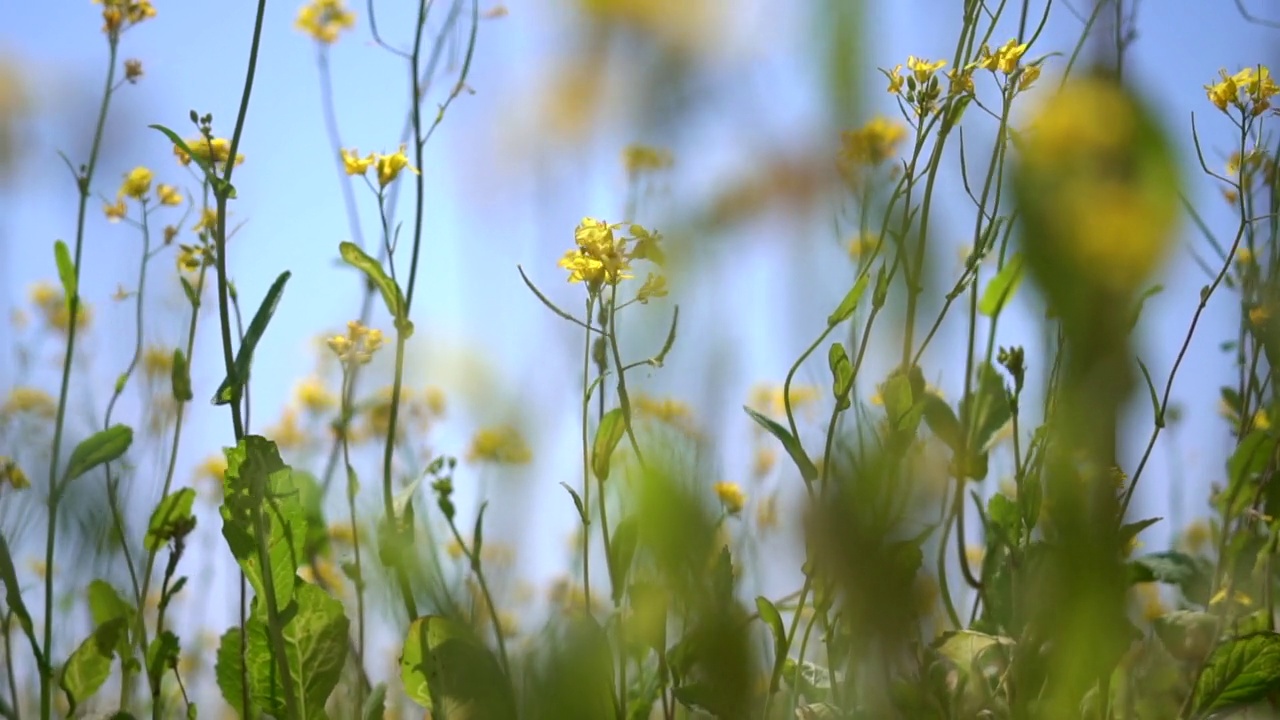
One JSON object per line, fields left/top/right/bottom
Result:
{"left": 1, "top": 0, "right": 1277, "bottom": 663}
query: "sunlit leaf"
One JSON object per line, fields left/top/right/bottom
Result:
{"left": 64, "top": 424, "right": 133, "bottom": 484}
{"left": 1189, "top": 632, "right": 1280, "bottom": 719}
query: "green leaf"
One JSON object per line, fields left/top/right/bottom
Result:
{"left": 146, "top": 631, "right": 180, "bottom": 689}
{"left": 1129, "top": 283, "right": 1165, "bottom": 330}
{"left": 978, "top": 254, "right": 1023, "bottom": 316}
{"left": 827, "top": 272, "right": 870, "bottom": 327}
{"left": 213, "top": 271, "right": 291, "bottom": 406}
{"left": 559, "top": 482, "right": 587, "bottom": 524}
{"left": 0, "top": 535, "right": 40, "bottom": 670}
{"left": 54, "top": 240, "right": 76, "bottom": 312}
{"left": 362, "top": 683, "right": 387, "bottom": 720}
{"left": 339, "top": 241, "right": 413, "bottom": 336}
{"left": 471, "top": 502, "right": 488, "bottom": 572}
{"left": 743, "top": 406, "right": 818, "bottom": 483}
{"left": 60, "top": 617, "right": 127, "bottom": 713}
{"left": 87, "top": 580, "right": 134, "bottom": 660}
{"left": 609, "top": 516, "right": 639, "bottom": 606}
{"left": 401, "top": 615, "right": 514, "bottom": 717}
{"left": 1137, "top": 358, "right": 1163, "bottom": 428}
{"left": 827, "top": 343, "right": 853, "bottom": 411}
{"left": 215, "top": 626, "right": 259, "bottom": 718}
{"left": 755, "top": 596, "right": 788, "bottom": 692}
{"left": 933, "top": 630, "right": 1014, "bottom": 679}
{"left": 64, "top": 425, "right": 133, "bottom": 484}
{"left": 179, "top": 276, "right": 199, "bottom": 308}
{"left": 149, "top": 124, "right": 236, "bottom": 197}
{"left": 1229, "top": 431, "right": 1276, "bottom": 486}
{"left": 1128, "top": 551, "right": 1198, "bottom": 585}
{"left": 591, "top": 408, "right": 627, "bottom": 482}
{"left": 243, "top": 581, "right": 349, "bottom": 718}
{"left": 921, "top": 393, "right": 962, "bottom": 454}
{"left": 146, "top": 487, "right": 197, "bottom": 551}
{"left": 961, "top": 363, "right": 1012, "bottom": 457}
{"left": 986, "top": 493, "right": 1020, "bottom": 545}
{"left": 220, "top": 436, "right": 307, "bottom": 610}
{"left": 881, "top": 373, "right": 915, "bottom": 429}
{"left": 1154, "top": 610, "right": 1220, "bottom": 663}
{"left": 171, "top": 349, "right": 193, "bottom": 402}
{"left": 1189, "top": 632, "right": 1280, "bottom": 719}
{"left": 1119, "top": 517, "right": 1162, "bottom": 550}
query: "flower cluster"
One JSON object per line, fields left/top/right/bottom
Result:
{"left": 467, "top": 425, "right": 533, "bottom": 465}
{"left": 173, "top": 136, "right": 244, "bottom": 172}
{"left": 883, "top": 56, "right": 947, "bottom": 115}
{"left": 26, "top": 281, "right": 90, "bottom": 333}
{"left": 622, "top": 144, "right": 673, "bottom": 175}
{"left": 883, "top": 41, "right": 1040, "bottom": 115}
{"left": 341, "top": 145, "right": 419, "bottom": 188}
{"left": 1206, "top": 65, "right": 1279, "bottom": 116}
{"left": 295, "top": 0, "right": 357, "bottom": 44}
{"left": 326, "top": 320, "right": 386, "bottom": 367}
{"left": 558, "top": 218, "right": 666, "bottom": 295}
{"left": 103, "top": 166, "right": 182, "bottom": 221}
{"left": 95, "top": 0, "right": 156, "bottom": 36}
{"left": 838, "top": 115, "right": 908, "bottom": 181}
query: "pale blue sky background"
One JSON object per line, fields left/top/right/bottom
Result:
{"left": 1, "top": 0, "right": 1277, "bottom": 689}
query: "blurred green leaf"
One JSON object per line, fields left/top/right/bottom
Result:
{"left": 145, "top": 487, "right": 196, "bottom": 551}
{"left": 0, "top": 535, "right": 42, "bottom": 672}
{"left": 921, "top": 393, "right": 962, "bottom": 455}
{"left": 171, "top": 349, "right": 193, "bottom": 402}
{"left": 53, "top": 240, "right": 76, "bottom": 312}
{"left": 64, "top": 424, "right": 133, "bottom": 485}
{"left": 827, "top": 343, "right": 853, "bottom": 411}
{"left": 1189, "top": 632, "right": 1280, "bottom": 719}
{"left": 743, "top": 406, "right": 818, "bottom": 483}
{"left": 1128, "top": 551, "right": 1199, "bottom": 587}
{"left": 978, "top": 254, "right": 1023, "bottom": 317}
{"left": 400, "top": 615, "right": 514, "bottom": 718}
{"left": 362, "top": 683, "right": 387, "bottom": 720}
{"left": 213, "top": 271, "right": 291, "bottom": 406}
{"left": 1119, "top": 517, "right": 1161, "bottom": 550}
{"left": 60, "top": 617, "right": 127, "bottom": 713}
{"left": 1154, "top": 610, "right": 1219, "bottom": 663}
{"left": 244, "top": 580, "right": 349, "bottom": 718}
{"left": 610, "top": 516, "right": 639, "bottom": 606}
{"left": 1137, "top": 358, "right": 1163, "bottom": 428}
{"left": 592, "top": 408, "right": 627, "bottom": 482}
{"left": 827, "top": 272, "right": 870, "bottom": 327}
{"left": 755, "top": 596, "right": 787, "bottom": 691}
{"left": 146, "top": 630, "right": 179, "bottom": 690}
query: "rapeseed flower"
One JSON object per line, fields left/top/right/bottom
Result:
{"left": 295, "top": 0, "right": 356, "bottom": 44}
{"left": 467, "top": 425, "right": 532, "bottom": 465}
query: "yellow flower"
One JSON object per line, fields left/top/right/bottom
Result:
{"left": 467, "top": 425, "right": 533, "bottom": 465}
{"left": 1018, "top": 62, "right": 1043, "bottom": 92}
{"left": 123, "top": 58, "right": 143, "bottom": 83}
{"left": 622, "top": 144, "right": 673, "bottom": 174}
{"left": 713, "top": 481, "right": 746, "bottom": 515}
{"left": 103, "top": 198, "right": 127, "bottom": 222}
{"left": 881, "top": 64, "right": 904, "bottom": 95}
{"left": 95, "top": 0, "right": 155, "bottom": 34}
{"left": 1179, "top": 519, "right": 1212, "bottom": 555}
{"left": 142, "top": 345, "right": 173, "bottom": 379}
{"left": 1132, "top": 582, "right": 1167, "bottom": 622}
{"left": 847, "top": 232, "right": 879, "bottom": 259}
{"left": 752, "top": 446, "right": 777, "bottom": 478}
{"left": 340, "top": 148, "right": 374, "bottom": 176}
{"left": 1237, "top": 246, "right": 1255, "bottom": 266}
{"left": 636, "top": 273, "right": 668, "bottom": 303}
{"left": 156, "top": 183, "right": 182, "bottom": 206}
{"left": 906, "top": 55, "right": 946, "bottom": 83}
{"left": 267, "top": 406, "right": 308, "bottom": 450}
{"left": 755, "top": 493, "right": 778, "bottom": 530}
{"left": 0, "top": 457, "right": 29, "bottom": 490}
{"left": 423, "top": 386, "right": 447, "bottom": 417}
{"left": 946, "top": 67, "right": 974, "bottom": 95}
{"left": 2, "top": 384, "right": 56, "bottom": 417}
{"left": 838, "top": 116, "right": 908, "bottom": 168}
{"left": 295, "top": 0, "right": 357, "bottom": 44}
{"left": 120, "top": 166, "right": 153, "bottom": 200}
{"left": 174, "top": 136, "right": 244, "bottom": 169}
{"left": 634, "top": 394, "right": 696, "bottom": 432}
{"left": 196, "top": 455, "right": 228, "bottom": 492}
{"left": 977, "top": 39, "right": 1028, "bottom": 75}
{"left": 1253, "top": 408, "right": 1271, "bottom": 431}
{"left": 192, "top": 207, "right": 218, "bottom": 235}
{"left": 1246, "top": 66, "right": 1279, "bottom": 114}
{"left": 327, "top": 320, "right": 385, "bottom": 367}
{"left": 374, "top": 144, "right": 418, "bottom": 187}
{"left": 295, "top": 376, "right": 338, "bottom": 414}
{"left": 1251, "top": 304, "right": 1271, "bottom": 327}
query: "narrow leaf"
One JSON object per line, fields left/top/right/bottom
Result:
{"left": 978, "top": 254, "right": 1024, "bottom": 316}
{"left": 213, "top": 271, "right": 291, "bottom": 405}
{"left": 1137, "top": 358, "right": 1164, "bottom": 428}
{"left": 339, "top": 242, "right": 412, "bottom": 336}
{"left": 743, "top": 406, "right": 818, "bottom": 482}
{"left": 827, "top": 273, "right": 870, "bottom": 327}
{"left": 54, "top": 240, "right": 76, "bottom": 311}
{"left": 171, "top": 349, "right": 193, "bottom": 402}
{"left": 756, "top": 596, "right": 788, "bottom": 691}
{"left": 560, "top": 482, "right": 587, "bottom": 523}
{"left": 65, "top": 425, "right": 133, "bottom": 483}
{"left": 362, "top": 683, "right": 388, "bottom": 720}
{"left": 591, "top": 408, "right": 627, "bottom": 482}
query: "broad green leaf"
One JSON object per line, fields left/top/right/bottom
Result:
{"left": 1129, "top": 551, "right": 1199, "bottom": 586}
{"left": 220, "top": 436, "right": 307, "bottom": 610}
{"left": 781, "top": 659, "right": 833, "bottom": 702}
{"left": 1154, "top": 610, "right": 1219, "bottom": 663}
{"left": 962, "top": 363, "right": 1012, "bottom": 456}
{"left": 528, "top": 611, "right": 615, "bottom": 719}
{"left": 743, "top": 406, "right": 818, "bottom": 483}
{"left": 146, "top": 487, "right": 197, "bottom": 551}
{"left": 755, "top": 596, "right": 787, "bottom": 691}
{"left": 215, "top": 625, "right": 260, "bottom": 718}
{"left": 921, "top": 393, "right": 962, "bottom": 454}
{"left": 54, "top": 240, "right": 76, "bottom": 312}
{"left": 1229, "top": 431, "right": 1276, "bottom": 486}
{"left": 362, "top": 683, "right": 387, "bottom": 720}
{"left": 827, "top": 343, "right": 853, "bottom": 411}
{"left": 1119, "top": 517, "right": 1161, "bottom": 549}
{"left": 978, "top": 254, "right": 1023, "bottom": 316}
{"left": 87, "top": 580, "right": 134, "bottom": 660}
{"left": 171, "top": 349, "right": 193, "bottom": 402}
{"left": 1189, "top": 632, "right": 1280, "bottom": 719}
{"left": 61, "top": 617, "right": 127, "bottom": 713}
{"left": 339, "top": 242, "right": 413, "bottom": 336}
{"left": 933, "top": 630, "right": 1014, "bottom": 677}
{"left": 986, "top": 493, "right": 1020, "bottom": 544}
{"left": 213, "top": 271, "right": 291, "bottom": 406}
{"left": 591, "top": 408, "right": 627, "bottom": 482}
{"left": 827, "top": 272, "right": 870, "bottom": 327}
{"left": 65, "top": 424, "right": 133, "bottom": 484}
{"left": 609, "top": 516, "right": 639, "bottom": 606}
{"left": 401, "top": 615, "right": 514, "bottom": 717}
{"left": 242, "top": 581, "right": 349, "bottom": 718}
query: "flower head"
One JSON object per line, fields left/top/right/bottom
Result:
{"left": 713, "top": 481, "right": 746, "bottom": 515}
{"left": 467, "top": 425, "right": 533, "bottom": 465}
{"left": 156, "top": 183, "right": 182, "bottom": 206}
{"left": 622, "top": 144, "right": 673, "bottom": 175}
{"left": 1206, "top": 66, "right": 1277, "bottom": 116}
{"left": 120, "top": 166, "right": 153, "bottom": 200}
{"left": 95, "top": 0, "right": 156, "bottom": 35}
{"left": 838, "top": 116, "right": 908, "bottom": 169}
{"left": 374, "top": 145, "right": 418, "bottom": 187}
{"left": 976, "top": 39, "right": 1028, "bottom": 75}
{"left": 340, "top": 148, "right": 374, "bottom": 176}
{"left": 174, "top": 136, "right": 244, "bottom": 170}
{"left": 326, "top": 320, "right": 385, "bottom": 367}
{"left": 295, "top": 0, "right": 357, "bottom": 44}
{"left": 124, "top": 58, "right": 144, "bottom": 83}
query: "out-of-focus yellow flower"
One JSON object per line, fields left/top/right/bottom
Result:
{"left": 104, "top": 198, "right": 127, "bottom": 222}
{"left": 295, "top": 0, "right": 357, "bottom": 44}
{"left": 95, "top": 0, "right": 156, "bottom": 35}
{"left": 340, "top": 148, "right": 374, "bottom": 176}
{"left": 27, "top": 281, "right": 90, "bottom": 333}
{"left": 754, "top": 492, "right": 778, "bottom": 530}
{"left": 295, "top": 376, "right": 338, "bottom": 414}
{"left": 839, "top": 116, "right": 908, "bottom": 169}
{"left": 267, "top": 406, "right": 308, "bottom": 450}
{"left": 1252, "top": 408, "right": 1271, "bottom": 431}
{"left": 192, "top": 207, "right": 218, "bottom": 235}
{"left": 1132, "top": 582, "right": 1167, "bottom": 622}
{"left": 882, "top": 64, "right": 904, "bottom": 95}
{"left": 327, "top": 523, "right": 356, "bottom": 545}
{"left": 1179, "top": 519, "right": 1212, "bottom": 555}
{"left": 713, "top": 481, "right": 746, "bottom": 515}
{"left": 622, "top": 144, "right": 673, "bottom": 175}
{"left": 156, "top": 183, "right": 182, "bottom": 206}
{"left": 299, "top": 558, "right": 345, "bottom": 589}
{"left": 633, "top": 394, "right": 696, "bottom": 434}
{"left": 0, "top": 457, "right": 30, "bottom": 489}
{"left": 196, "top": 455, "right": 227, "bottom": 496}
{"left": 423, "top": 386, "right": 446, "bottom": 417}
{"left": 748, "top": 383, "right": 819, "bottom": 419}
{"left": 636, "top": 273, "right": 668, "bottom": 304}
{"left": 847, "top": 232, "right": 880, "bottom": 260}
{"left": 1250, "top": 304, "right": 1271, "bottom": 327}
{"left": 142, "top": 345, "right": 173, "bottom": 379}
{"left": 120, "top": 166, "right": 153, "bottom": 200}
{"left": 752, "top": 446, "right": 776, "bottom": 479}
{"left": 1018, "top": 62, "right": 1043, "bottom": 92}
{"left": 467, "top": 425, "right": 532, "bottom": 465}
{"left": 374, "top": 145, "right": 418, "bottom": 188}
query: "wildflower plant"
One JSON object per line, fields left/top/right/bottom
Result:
{"left": 11, "top": 1, "right": 1280, "bottom": 719}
